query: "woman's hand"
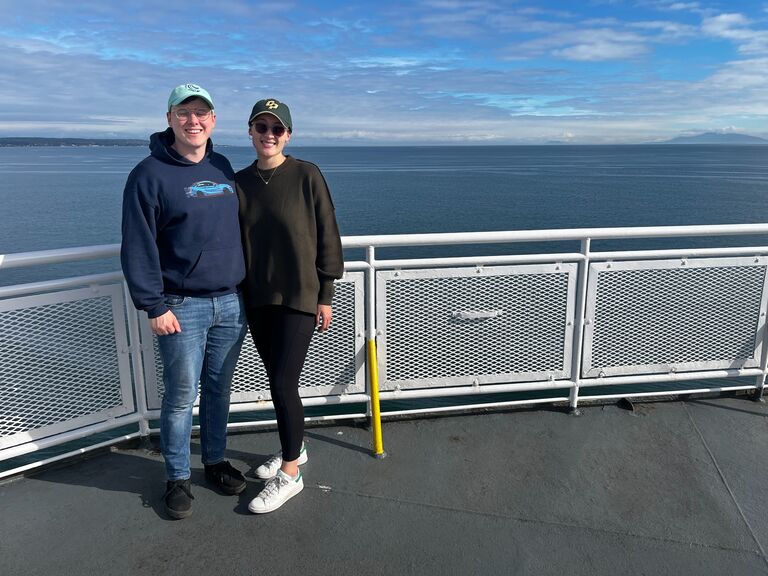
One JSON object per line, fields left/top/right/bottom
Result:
{"left": 316, "top": 304, "right": 332, "bottom": 332}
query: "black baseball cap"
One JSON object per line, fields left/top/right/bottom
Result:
{"left": 248, "top": 98, "right": 292, "bottom": 131}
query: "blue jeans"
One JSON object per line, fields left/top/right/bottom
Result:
{"left": 157, "top": 292, "right": 247, "bottom": 481}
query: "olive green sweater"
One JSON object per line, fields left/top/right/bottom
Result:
{"left": 236, "top": 156, "right": 344, "bottom": 314}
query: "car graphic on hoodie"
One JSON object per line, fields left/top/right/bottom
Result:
{"left": 184, "top": 180, "right": 235, "bottom": 198}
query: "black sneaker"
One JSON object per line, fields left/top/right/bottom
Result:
{"left": 164, "top": 479, "right": 194, "bottom": 519}
{"left": 204, "top": 460, "right": 246, "bottom": 495}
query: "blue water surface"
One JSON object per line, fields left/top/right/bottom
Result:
{"left": 2, "top": 144, "right": 768, "bottom": 285}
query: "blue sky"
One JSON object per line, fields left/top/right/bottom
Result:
{"left": 3, "top": 0, "right": 768, "bottom": 145}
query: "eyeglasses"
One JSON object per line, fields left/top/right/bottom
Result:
{"left": 252, "top": 123, "right": 287, "bottom": 137}
{"left": 173, "top": 108, "right": 212, "bottom": 121}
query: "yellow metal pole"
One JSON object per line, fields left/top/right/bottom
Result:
{"left": 367, "top": 338, "right": 386, "bottom": 458}
{"left": 365, "top": 244, "right": 386, "bottom": 458}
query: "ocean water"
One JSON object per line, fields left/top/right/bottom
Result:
{"left": 2, "top": 144, "right": 768, "bottom": 285}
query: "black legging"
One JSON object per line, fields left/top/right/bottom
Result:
{"left": 246, "top": 305, "right": 315, "bottom": 461}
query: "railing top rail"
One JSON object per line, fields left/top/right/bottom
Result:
{"left": 342, "top": 223, "right": 768, "bottom": 248}
{"left": 4, "top": 224, "right": 768, "bottom": 268}
{"left": 0, "top": 244, "right": 119, "bottom": 270}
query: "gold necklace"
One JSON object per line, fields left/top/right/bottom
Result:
{"left": 256, "top": 163, "right": 280, "bottom": 185}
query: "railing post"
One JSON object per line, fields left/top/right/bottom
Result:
{"left": 366, "top": 246, "right": 386, "bottom": 458}
{"left": 569, "top": 238, "right": 591, "bottom": 415}
{"left": 123, "top": 279, "right": 152, "bottom": 438}
{"left": 754, "top": 308, "right": 768, "bottom": 402}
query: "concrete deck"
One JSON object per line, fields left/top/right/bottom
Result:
{"left": 3, "top": 396, "right": 768, "bottom": 575}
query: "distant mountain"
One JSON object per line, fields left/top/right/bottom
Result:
{"left": 0, "top": 137, "right": 147, "bottom": 147}
{"left": 657, "top": 132, "right": 768, "bottom": 145}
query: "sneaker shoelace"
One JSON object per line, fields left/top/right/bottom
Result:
{"left": 261, "top": 453, "right": 282, "bottom": 471}
{"left": 259, "top": 474, "right": 290, "bottom": 501}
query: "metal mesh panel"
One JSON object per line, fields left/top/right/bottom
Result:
{"left": 582, "top": 258, "right": 768, "bottom": 378}
{"left": 143, "top": 274, "right": 364, "bottom": 410}
{"left": 377, "top": 264, "right": 576, "bottom": 389}
{"left": 231, "top": 278, "right": 363, "bottom": 400}
{"left": 0, "top": 286, "right": 132, "bottom": 449}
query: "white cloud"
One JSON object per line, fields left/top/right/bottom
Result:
{"left": 702, "top": 13, "right": 750, "bottom": 37}
{"left": 667, "top": 2, "right": 700, "bottom": 11}
{"left": 701, "top": 13, "right": 768, "bottom": 54}
{"left": 647, "top": 0, "right": 706, "bottom": 14}
{"left": 704, "top": 57, "right": 768, "bottom": 90}
{"left": 554, "top": 40, "right": 647, "bottom": 61}
{"left": 349, "top": 56, "right": 439, "bottom": 69}
{"left": 630, "top": 20, "right": 697, "bottom": 38}
{"left": 511, "top": 27, "right": 650, "bottom": 61}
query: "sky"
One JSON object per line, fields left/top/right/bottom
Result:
{"left": 3, "top": 0, "right": 768, "bottom": 145}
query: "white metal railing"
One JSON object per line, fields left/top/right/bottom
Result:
{"left": 2, "top": 223, "right": 768, "bottom": 477}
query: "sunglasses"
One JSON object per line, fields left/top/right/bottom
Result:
{"left": 252, "top": 123, "right": 287, "bottom": 137}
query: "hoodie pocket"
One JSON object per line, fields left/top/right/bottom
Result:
{"left": 182, "top": 247, "right": 245, "bottom": 292}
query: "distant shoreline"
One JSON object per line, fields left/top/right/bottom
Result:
{"left": 0, "top": 137, "right": 147, "bottom": 147}
{"left": 1, "top": 136, "right": 768, "bottom": 147}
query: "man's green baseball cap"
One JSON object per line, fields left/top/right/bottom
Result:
{"left": 248, "top": 98, "right": 292, "bottom": 132}
{"left": 167, "top": 84, "right": 214, "bottom": 111}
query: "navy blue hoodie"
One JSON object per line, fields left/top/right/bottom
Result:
{"left": 121, "top": 128, "right": 245, "bottom": 318}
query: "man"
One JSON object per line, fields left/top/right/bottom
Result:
{"left": 121, "top": 83, "right": 247, "bottom": 519}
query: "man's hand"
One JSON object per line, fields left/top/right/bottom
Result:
{"left": 150, "top": 310, "right": 181, "bottom": 336}
{"left": 316, "top": 304, "right": 332, "bottom": 332}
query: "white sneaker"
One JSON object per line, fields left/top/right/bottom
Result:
{"left": 254, "top": 444, "right": 308, "bottom": 480}
{"left": 248, "top": 470, "right": 304, "bottom": 514}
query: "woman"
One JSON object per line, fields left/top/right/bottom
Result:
{"left": 236, "top": 99, "right": 344, "bottom": 514}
